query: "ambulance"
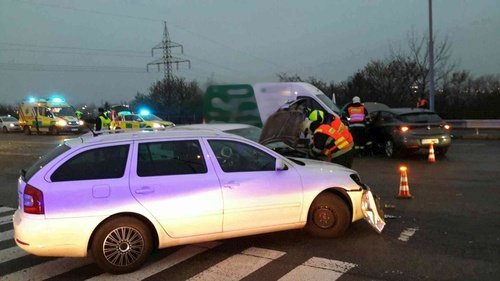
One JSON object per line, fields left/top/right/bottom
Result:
{"left": 18, "top": 97, "right": 84, "bottom": 135}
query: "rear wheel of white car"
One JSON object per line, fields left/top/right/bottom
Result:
{"left": 305, "top": 193, "right": 350, "bottom": 238}
{"left": 91, "top": 217, "right": 152, "bottom": 274}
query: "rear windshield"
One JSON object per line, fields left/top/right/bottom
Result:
{"left": 24, "top": 144, "right": 70, "bottom": 181}
{"left": 1, "top": 117, "right": 17, "bottom": 122}
{"left": 225, "top": 127, "right": 262, "bottom": 142}
{"left": 400, "top": 113, "right": 443, "bottom": 123}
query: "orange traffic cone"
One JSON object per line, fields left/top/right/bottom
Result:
{"left": 428, "top": 143, "right": 436, "bottom": 163}
{"left": 397, "top": 166, "right": 412, "bottom": 199}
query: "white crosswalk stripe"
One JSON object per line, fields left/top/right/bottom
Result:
{"left": 0, "top": 206, "right": 16, "bottom": 213}
{"left": 0, "top": 229, "right": 14, "bottom": 242}
{"left": 2, "top": 257, "right": 93, "bottom": 281}
{"left": 86, "top": 241, "right": 221, "bottom": 281}
{"left": 0, "top": 236, "right": 358, "bottom": 280}
{"left": 0, "top": 214, "right": 13, "bottom": 225}
{"left": 0, "top": 246, "right": 29, "bottom": 263}
{"left": 279, "top": 257, "right": 357, "bottom": 281}
{"left": 187, "top": 247, "right": 286, "bottom": 281}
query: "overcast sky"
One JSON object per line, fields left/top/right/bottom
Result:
{"left": 0, "top": 0, "right": 499, "bottom": 105}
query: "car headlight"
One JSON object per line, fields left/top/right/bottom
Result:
{"left": 78, "top": 120, "right": 84, "bottom": 125}
{"left": 56, "top": 120, "right": 68, "bottom": 126}
{"left": 9, "top": 123, "right": 14, "bottom": 127}
{"left": 152, "top": 123, "right": 163, "bottom": 128}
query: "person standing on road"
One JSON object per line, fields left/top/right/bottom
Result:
{"left": 416, "top": 96, "right": 429, "bottom": 108}
{"left": 346, "top": 96, "right": 369, "bottom": 152}
{"left": 95, "top": 107, "right": 111, "bottom": 131}
{"left": 308, "top": 109, "right": 354, "bottom": 168}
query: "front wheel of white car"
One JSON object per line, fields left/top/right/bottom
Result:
{"left": 305, "top": 193, "right": 350, "bottom": 238}
{"left": 91, "top": 217, "right": 153, "bottom": 274}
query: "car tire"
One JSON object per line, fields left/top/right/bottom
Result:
{"left": 305, "top": 193, "right": 350, "bottom": 238}
{"left": 24, "top": 126, "right": 31, "bottom": 135}
{"left": 91, "top": 217, "right": 153, "bottom": 274}
{"left": 436, "top": 147, "right": 448, "bottom": 157}
{"left": 49, "top": 126, "right": 59, "bottom": 135}
{"left": 384, "top": 139, "right": 399, "bottom": 158}
{"left": 2, "top": 126, "right": 8, "bottom": 133}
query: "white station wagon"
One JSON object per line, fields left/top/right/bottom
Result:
{"left": 14, "top": 128, "right": 384, "bottom": 274}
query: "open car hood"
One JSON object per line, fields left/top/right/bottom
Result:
{"left": 259, "top": 99, "right": 308, "bottom": 148}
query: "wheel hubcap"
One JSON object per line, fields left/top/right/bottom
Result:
{"left": 313, "top": 206, "right": 336, "bottom": 229}
{"left": 385, "top": 141, "right": 393, "bottom": 156}
{"left": 103, "top": 226, "right": 144, "bottom": 267}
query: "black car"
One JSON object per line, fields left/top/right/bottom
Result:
{"left": 365, "top": 103, "right": 452, "bottom": 157}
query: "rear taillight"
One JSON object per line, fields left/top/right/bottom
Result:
{"left": 443, "top": 124, "right": 451, "bottom": 130}
{"left": 23, "top": 184, "right": 44, "bottom": 214}
{"left": 400, "top": 126, "right": 410, "bottom": 132}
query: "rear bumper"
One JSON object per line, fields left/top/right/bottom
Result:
{"left": 396, "top": 134, "right": 452, "bottom": 149}
{"left": 13, "top": 210, "right": 103, "bottom": 257}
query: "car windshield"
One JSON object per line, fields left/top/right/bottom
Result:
{"left": 24, "top": 144, "right": 70, "bottom": 181}
{"left": 1, "top": 117, "right": 17, "bottom": 122}
{"left": 225, "top": 127, "right": 262, "bottom": 142}
{"left": 400, "top": 113, "right": 443, "bottom": 123}
{"left": 316, "top": 94, "right": 341, "bottom": 115}
{"left": 140, "top": 114, "right": 162, "bottom": 121}
{"left": 50, "top": 107, "right": 75, "bottom": 117}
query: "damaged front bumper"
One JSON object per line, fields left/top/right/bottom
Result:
{"left": 361, "top": 188, "right": 386, "bottom": 234}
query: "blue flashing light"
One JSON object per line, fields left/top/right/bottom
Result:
{"left": 51, "top": 97, "right": 64, "bottom": 103}
{"left": 28, "top": 97, "right": 36, "bottom": 103}
{"left": 139, "top": 109, "right": 151, "bottom": 116}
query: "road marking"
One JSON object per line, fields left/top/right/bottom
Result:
{"left": 0, "top": 214, "right": 13, "bottom": 225}
{"left": 398, "top": 227, "right": 419, "bottom": 242}
{"left": 0, "top": 246, "right": 29, "bottom": 263}
{"left": 187, "top": 247, "right": 286, "bottom": 281}
{"left": 0, "top": 229, "right": 14, "bottom": 242}
{"left": 0, "top": 152, "right": 39, "bottom": 156}
{"left": 87, "top": 241, "right": 221, "bottom": 281}
{"left": 279, "top": 257, "right": 356, "bottom": 281}
{"left": 2, "top": 257, "right": 92, "bottom": 281}
{"left": 0, "top": 206, "right": 16, "bottom": 213}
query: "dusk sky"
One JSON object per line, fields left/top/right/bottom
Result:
{"left": 1, "top": 0, "right": 499, "bottom": 105}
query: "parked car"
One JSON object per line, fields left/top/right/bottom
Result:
{"left": 14, "top": 128, "right": 384, "bottom": 274}
{"left": 0, "top": 115, "right": 22, "bottom": 133}
{"left": 365, "top": 104, "right": 452, "bottom": 157}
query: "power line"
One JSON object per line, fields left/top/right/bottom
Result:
{"left": 11, "top": 0, "right": 284, "bottom": 70}
{"left": 0, "top": 48, "right": 150, "bottom": 58}
{"left": 0, "top": 62, "right": 147, "bottom": 73}
{"left": 0, "top": 42, "right": 148, "bottom": 55}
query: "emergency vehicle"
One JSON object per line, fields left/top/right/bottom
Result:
{"left": 18, "top": 97, "right": 84, "bottom": 135}
{"left": 110, "top": 110, "right": 174, "bottom": 131}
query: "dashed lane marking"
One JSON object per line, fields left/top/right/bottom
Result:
{"left": 398, "top": 227, "right": 419, "bottom": 242}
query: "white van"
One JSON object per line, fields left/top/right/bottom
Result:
{"left": 204, "top": 82, "right": 341, "bottom": 127}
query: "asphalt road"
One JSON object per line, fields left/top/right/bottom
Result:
{"left": 0, "top": 132, "right": 499, "bottom": 280}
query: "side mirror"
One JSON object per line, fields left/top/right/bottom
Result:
{"left": 275, "top": 158, "right": 287, "bottom": 171}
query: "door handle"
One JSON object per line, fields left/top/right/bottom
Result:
{"left": 135, "top": 186, "right": 155, "bottom": 194}
{"left": 223, "top": 181, "right": 240, "bottom": 189}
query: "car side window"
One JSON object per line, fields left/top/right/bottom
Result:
{"left": 208, "top": 140, "right": 276, "bottom": 173}
{"left": 51, "top": 145, "right": 130, "bottom": 182}
{"left": 137, "top": 140, "right": 207, "bottom": 177}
